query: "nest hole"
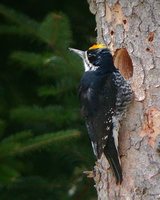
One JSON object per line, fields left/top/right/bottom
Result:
{"left": 114, "top": 48, "right": 133, "bottom": 79}
{"left": 110, "top": 30, "right": 114, "bottom": 35}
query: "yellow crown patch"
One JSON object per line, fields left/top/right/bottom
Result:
{"left": 89, "top": 43, "right": 106, "bottom": 50}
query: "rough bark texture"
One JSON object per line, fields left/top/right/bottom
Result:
{"left": 87, "top": 0, "right": 160, "bottom": 199}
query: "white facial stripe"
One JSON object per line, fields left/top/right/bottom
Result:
{"left": 83, "top": 51, "right": 99, "bottom": 72}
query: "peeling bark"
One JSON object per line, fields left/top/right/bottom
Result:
{"left": 87, "top": 0, "right": 160, "bottom": 199}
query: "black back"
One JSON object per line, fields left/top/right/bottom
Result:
{"left": 79, "top": 70, "right": 117, "bottom": 157}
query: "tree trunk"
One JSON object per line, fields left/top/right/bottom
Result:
{"left": 87, "top": 0, "right": 160, "bottom": 199}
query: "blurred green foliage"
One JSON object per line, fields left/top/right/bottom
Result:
{"left": 0, "top": 3, "right": 96, "bottom": 200}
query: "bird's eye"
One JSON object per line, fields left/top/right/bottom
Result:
{"left": 88, "top": 52, "right": 96, "bottom": 57}
{"left": 87, "top": 53, "right": 96, "bottom": 63}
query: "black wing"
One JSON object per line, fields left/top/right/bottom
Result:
{"left": 79, "top": 72, "right": 122, "bottom": 183}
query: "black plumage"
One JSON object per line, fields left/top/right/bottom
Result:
{"left": 79, "top": 68, "right": 123, "bottom": 183}
{"left": 69, "top": 45, "right": 132, "bottom": 184}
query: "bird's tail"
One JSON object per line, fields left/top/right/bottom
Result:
{"left": 104, "top": 135, "right": 122, "bottom": 184}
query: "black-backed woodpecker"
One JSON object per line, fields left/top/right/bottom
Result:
{"left": 69, "top": 44, "right": 133, "bottom": 184}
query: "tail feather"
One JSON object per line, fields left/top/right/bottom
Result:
{"left": 104, "top": 136, "right": 122, "bottom": 184}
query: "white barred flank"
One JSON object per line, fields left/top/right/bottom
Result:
{"left": 112, "top": 71, "right": 133, "bottom": 119}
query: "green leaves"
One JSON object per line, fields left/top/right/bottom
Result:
{"left": 0, "top": 4, "right": 72, "bottom": 49}
{"left": 0, "top": 130, "right": 80, "bottom": 157}
{"left": 0, "top": 4, "right": 39, "bottom": 36}
{"left": 0, "top": 164, "right": 20, "bottom": 184}
{"left": 0, "top": 129, "right": 80, "bottom": 185}
{"left": 0, "top": 4, "right": 94, "bottom": 200}
{"left": 10, "top": 52, "right": 46, "bottom": 69}
{"left": 10, "top": 105, "right": 80, "bottom": 129}
{"left": 39, "top": 13, "right": 72, "bottom": 49}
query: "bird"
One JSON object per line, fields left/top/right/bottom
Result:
{"left": 69, "top": 44, "right": 133, "bottom": 184}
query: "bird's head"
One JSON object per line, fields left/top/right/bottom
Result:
{"left": 69, "top": 44, "right": 116, "bottom": 73}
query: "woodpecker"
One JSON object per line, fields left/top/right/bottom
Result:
{"left": 69, "top": 44, "right": 133, "bottom": 184}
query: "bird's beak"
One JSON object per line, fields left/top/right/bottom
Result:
{"left": 69, "top": 48, "right": 85, "bottom": 59}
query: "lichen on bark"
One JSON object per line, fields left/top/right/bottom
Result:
{"left": 87, "top": 0, "right": 160, "bottom": 199}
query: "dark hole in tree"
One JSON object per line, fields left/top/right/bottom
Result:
{"left": 113, "top": 48, "right": 133, "bottom": 79}
{"left": 123, "top": 19, "right": 127, "bottom": 24}
{"left": 110, "top": 30, "right": 114, "bottom": 35}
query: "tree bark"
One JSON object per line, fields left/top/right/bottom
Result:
{"left": 87, "top": 0, "right": 160, "bottom": 199}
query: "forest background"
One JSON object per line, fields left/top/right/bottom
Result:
{"left": 0, "top": 0, "right": 97, "bottom": 199}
